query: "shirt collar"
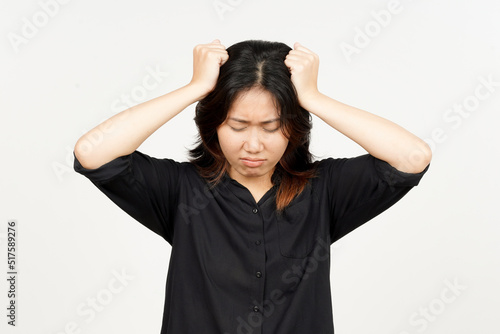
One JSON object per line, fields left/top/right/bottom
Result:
{"left": 219, "top": 171, "right": 279, "bottom": 207}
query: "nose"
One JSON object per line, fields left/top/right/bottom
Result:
{"left": 243, "top": 127, "right": 264, "bottom": 153}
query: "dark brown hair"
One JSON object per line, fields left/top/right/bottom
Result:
{"left": 188, "top": 39, "right": 320, "bottom": 213}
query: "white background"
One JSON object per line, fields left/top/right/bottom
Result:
{"left": 1, "top": 0, "right": 499, "bottom": 333}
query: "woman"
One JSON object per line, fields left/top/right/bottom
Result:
{"left": 74, "top": 39, "right": 431, "bottom": 334}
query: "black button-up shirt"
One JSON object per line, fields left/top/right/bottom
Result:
{"left": 73, "top": 150, "right": 429, "bottom": 334}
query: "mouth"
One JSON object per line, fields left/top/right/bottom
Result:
{"left": 241, "top": 158, "right": 266, "bottom": 167}
{"left": 241, "top": 158, "right": 265, "bottom": 162}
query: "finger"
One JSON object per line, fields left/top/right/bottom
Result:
{"left": 208, "top": 49, "right": 229, "bottom": 64}
{"left": 284, "top": 59, "right": 297, "bottom": 72}
{"left": 287, "top": 49, "right": 312, "bottom": 58}
{"left": 294, "top": 42, "right": 314, "bottom": 54}
{"left": 294, "top": 42, "right": 308, "bottom": 51}
{"left": 194, "top": 43, "right": 226, "bottom": 55}
{"left": 212, "top": 50, "right": 228, "bottom": 58}
{"left": 284, "top": 55, "right": 302, "bottom": 64}
{"left": 285, "top": 54, "right": 305, "bottom": 63}
{"left": 219, "top": 53, "right": 229, "bottom": 66}
{"left": 205, "top": 43, "right": 227, "bottom": 50}
{"left": 212, "top": 39, "right": 221, "bottom": 44}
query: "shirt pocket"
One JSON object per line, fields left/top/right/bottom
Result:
{"left": 276, "top": 199, "right": 319, "bottom": 259}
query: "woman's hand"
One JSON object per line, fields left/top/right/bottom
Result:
{"left": 284, "top": 42, "right": 321, "bottom": 109}
{"left": 189, "top": 39, "right": 229, "bottom": 99}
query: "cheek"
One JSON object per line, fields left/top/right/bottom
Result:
{"left": 218, "top": 129, "right": 239, "bottom": 155}
{"left": 268, "top": 136, "right": 289, "bottom": 158}
{"left": 276, "top": 135, "right": 289, "bottom": 151}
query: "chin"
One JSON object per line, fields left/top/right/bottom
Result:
{"left": 241, "top": 168, "right": 263, "bottom": 175}
{"left": 239, "top": 165, "right": 267, "bottom": 176}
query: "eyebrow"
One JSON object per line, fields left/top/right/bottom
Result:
{"left": 228, "top": 117, "right": 280, "bottom": 124}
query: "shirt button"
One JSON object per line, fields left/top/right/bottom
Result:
{"left": 253, "top": 306, "right": 259, "bottom": 312}
{"left": 256, "top": 271, "right": 262, "bottom": 278}
{"left": 252, "top": 208, "right": 258, "bottom": 214}
{"left": 255, "top": 240, "right": 261, "bottom": 245}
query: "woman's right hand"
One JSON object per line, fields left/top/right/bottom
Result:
{"left": 189, "top": 39, "right": 229, "bottom": 99}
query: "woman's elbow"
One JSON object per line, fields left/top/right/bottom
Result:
{"left": 406, "top": 140, "right": 432, "bottom": 173}
{"left": 74, "top": 138, "right": 99, "bottom": 170}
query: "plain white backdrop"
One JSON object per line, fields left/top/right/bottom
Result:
{"left": 1, "top": 0, "right": 499, "bottom": 333}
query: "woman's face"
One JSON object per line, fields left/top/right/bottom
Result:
{"left": 217, "top": 87, "right": 289, "bottom": 188}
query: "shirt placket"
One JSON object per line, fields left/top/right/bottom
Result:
{"left": 248, "top": 204, "right": 266, "bottom": 334}
{"left": 223, "top": 176, "right": 271, "bottom": 334}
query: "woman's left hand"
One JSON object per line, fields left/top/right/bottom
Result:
{"left": 284, "top": 42, "right": 321, "bottom": 109}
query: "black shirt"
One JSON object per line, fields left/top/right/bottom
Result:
{"left": 73, "top": 150, "right": 429, "bottom": 334}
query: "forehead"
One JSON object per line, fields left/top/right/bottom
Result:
{"left": 227, "top": 88, "right": 279, "bottom": 119}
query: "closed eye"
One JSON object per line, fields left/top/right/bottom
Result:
{"left": 230, "top": 126, "right": 279, "bottom": 133}
{"left": 230, "top": 127, "right": 245, "bottom": 132}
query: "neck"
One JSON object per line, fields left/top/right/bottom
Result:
{"left": 228, "top": 167, "right": 275, "bottom": 190}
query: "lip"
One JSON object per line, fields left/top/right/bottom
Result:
{"left": 242, "top": 157, "right": 265, "bottom": 161}
{"left": 241, "top": 158, "right": 265, "bottom": 167}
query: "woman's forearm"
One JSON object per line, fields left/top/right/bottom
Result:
{"left": 75, "top": 40, "right": 229, "bottom": 170}
{"left": 74, "top": 83, "right": 206, "bottom": 169}
{"left": 284, "top": 43, "right": 431, "bottom": 173}
{"left": 303, "top": 92, "right": 432, "bottom": 173}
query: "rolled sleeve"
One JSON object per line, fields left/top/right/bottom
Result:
{"left": 322, "top": 154, "right": 429, "bottom": 244}
{"left": 73, "top": 150, "right": 182, "bottom": 245}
